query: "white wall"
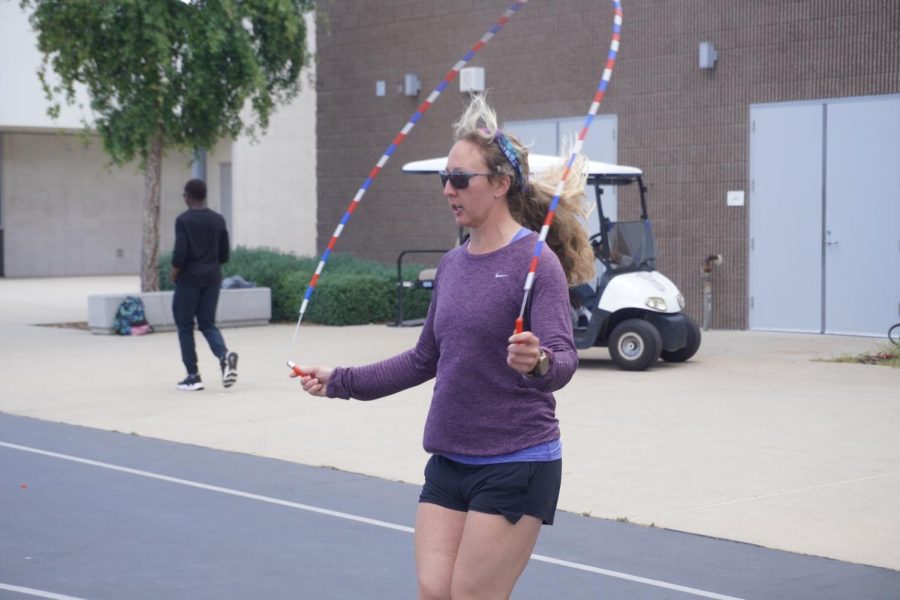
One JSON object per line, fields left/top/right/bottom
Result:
{"left": 231, "top": 13, "right": 317, "bottom": 258}
{"left": 2, "top": 132, "right": 191, "bottom": 277}
{"left": 0, "top": 3, "right": 93, "bottom": 130}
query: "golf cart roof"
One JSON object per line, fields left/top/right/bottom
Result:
{"left": 402, "top": 153, "right": 643, "bottom": 185}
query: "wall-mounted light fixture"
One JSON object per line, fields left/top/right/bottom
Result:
{"left": 403, "top": 73, "right": 421, "bottom": 97}
{"left": 459, "top": 67, "right": 485, "bottom": 94}
{"left": 699, "top": 42, "right": 718, "bottom": 69}
{"left": 375, "top": 74, "right": 422, "bottom": 97}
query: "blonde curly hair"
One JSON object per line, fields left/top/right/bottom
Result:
{"left": 453, "top": 95, "right": 595, "bottom": 285}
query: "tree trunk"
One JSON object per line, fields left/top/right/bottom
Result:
{"left": 140, "top": 134, "right": 163, "bottom": 292}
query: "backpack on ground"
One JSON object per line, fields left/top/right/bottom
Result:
{"left": 113, "top": 296, "right": 152, "bottom": 336}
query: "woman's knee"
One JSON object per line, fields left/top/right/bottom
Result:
{"left": 417, "top": 576, "right": 452, "bottom": 600}
{"left": 449, "top": 574, "right": 499, "bottom": 600}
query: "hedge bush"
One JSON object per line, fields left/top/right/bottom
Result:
{"left": 158, "top": 247, "right": 435, "bottom": 325}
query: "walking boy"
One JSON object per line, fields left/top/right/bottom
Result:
{"left": 171, "top": 179, "right": 238, "bottom": 391}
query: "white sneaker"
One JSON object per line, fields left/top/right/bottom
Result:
{"left": 221, "top": 351, "right": 238, "bottom": 388}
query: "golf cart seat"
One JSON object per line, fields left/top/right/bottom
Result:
{"left": 392, "top": 249, "right": 448, "bottom": 327}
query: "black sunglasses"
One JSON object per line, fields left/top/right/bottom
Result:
{"left": 439, "top": 169, "right": 491, "bottom": 190}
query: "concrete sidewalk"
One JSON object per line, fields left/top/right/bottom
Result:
{"left": 0, "top": 276, "right": 898, "bottom": 571}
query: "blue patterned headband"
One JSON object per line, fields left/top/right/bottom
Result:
{"left": 494, "top": 131, "right": 525, "bottom": 188}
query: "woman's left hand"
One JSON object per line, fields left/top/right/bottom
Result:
{"left": 507, "top": 331, "right": 541, "bottom": 374}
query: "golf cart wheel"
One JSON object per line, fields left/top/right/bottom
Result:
{"left": 609, "top": 319, "right": 662, "bottom": 371}
{"left": 661, "top": 315, "right": 702, "bottom": 363}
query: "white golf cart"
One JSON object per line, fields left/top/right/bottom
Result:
{"left": 401, "top": 155, "right": 701, "bottom": 371}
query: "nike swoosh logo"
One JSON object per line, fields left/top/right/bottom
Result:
{"left": 495, "top": 273, "right": 509, "bottom": 278}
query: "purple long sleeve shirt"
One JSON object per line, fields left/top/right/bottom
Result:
{"left": 326, "top": 232, "right": 578, "bottom": 456}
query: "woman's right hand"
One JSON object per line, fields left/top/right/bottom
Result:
{"left": 290, "top": 365, "right": 333, "bottom": 397}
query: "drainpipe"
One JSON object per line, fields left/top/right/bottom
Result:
{"left": 191, "top": 148, "right": 207, "bottom": 181}
{"left": 701, "top": 254, "right": 723, "bottom": 331}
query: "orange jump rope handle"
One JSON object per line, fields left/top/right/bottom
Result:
{"left": 287, "top": 361, "right": 308, "bottom": 377}
{"left": 514, "top": 317, "right": 524, "bottom": 335}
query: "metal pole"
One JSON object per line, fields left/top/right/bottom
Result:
{"left": 191, "top": 148, "right": 207, "bottom": 181}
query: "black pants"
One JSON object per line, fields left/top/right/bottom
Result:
{"left": 173, "top": 283, "right": 227, "bottom": 375}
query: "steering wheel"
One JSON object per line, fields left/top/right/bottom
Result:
{"left": 588, "top": 232, "right": 606, "bottom": 260}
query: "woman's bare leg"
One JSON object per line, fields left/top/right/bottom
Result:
{"left": 415, "top": 502, "right": 467, "bottom": 600}
{"left": 451, "top": 512, "right": 542, "bottom": 600}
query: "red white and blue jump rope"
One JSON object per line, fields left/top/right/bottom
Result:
{"left": 288, "top": 0, "right": 529, "bottom": 376}
{"left": 514, "top": 0, "right": 623, "bottom": 335}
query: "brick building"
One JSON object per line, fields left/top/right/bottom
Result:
{"left": 314, "top": 1, "right": 900, "bottom": 333}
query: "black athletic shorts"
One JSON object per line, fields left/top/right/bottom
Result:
{"left": 419, "top": 454, "right": 562, "bottom": 525}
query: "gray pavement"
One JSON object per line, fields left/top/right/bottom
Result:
{"left": 4, "top": 413, "right": 900, "bottom": 600}
{"left": 0, "top": 276, "right": 898, "bottom": 572}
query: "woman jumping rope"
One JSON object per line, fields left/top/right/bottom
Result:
{"left": 294, "top": 95, "right": 595, "bottom": 599}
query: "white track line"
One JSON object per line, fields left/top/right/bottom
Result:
{"left": 1, "top": 441, "right": 747, "bottom": 600}
{"left": 0, "top": 583, "right": 86, "bottom": 600}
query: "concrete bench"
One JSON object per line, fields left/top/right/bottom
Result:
{"left": 88, "top": 288, "right": 271, "bottom": 334}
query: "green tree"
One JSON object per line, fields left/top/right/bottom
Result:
{"left": 22, "top": 0, "right": 314, "bottom": 291}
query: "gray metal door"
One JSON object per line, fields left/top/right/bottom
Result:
{"left": 824, "top": 97, "right": 900, "bottom": 336}
{"left": 749, "top": 103, "right": 824, "bottom": 332}
{"left": 504, "top": 115, "right": 617, "bottom": 230}
{"left": 559, "top": 116, "right": 618, "bottom": 226}
{"left": 502, "top": 120, "right": 557, "bottom": 155}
